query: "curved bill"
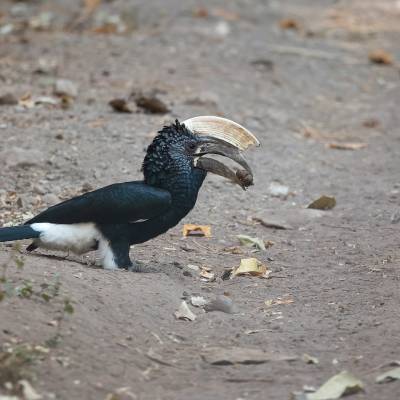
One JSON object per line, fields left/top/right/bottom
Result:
{"left": 193, "top": 136, "right": 254, "bottom": 190}
{"left": 183, "top": 116, "right": 260, "bottom": 151}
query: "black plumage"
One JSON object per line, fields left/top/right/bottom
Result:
{"left": 0, "top": 120, "right": 253, "bottom": 270}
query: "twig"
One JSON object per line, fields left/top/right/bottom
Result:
{"left": 269, "top": 45, "right": 362, "bottom": 65}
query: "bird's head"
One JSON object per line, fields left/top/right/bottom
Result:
{"left": 143, "top": 118, "right": 259, "bottom": 190}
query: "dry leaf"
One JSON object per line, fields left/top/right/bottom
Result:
{"left": 307, "top": 196, "right": 336, "bottom": 210}
{"left": 362, "top": 118, "right": 380, "bottom": 129}
{"left": 193, "top": 7, "right": 209, "bottom": 18}
{"left": 213, "top": 8, "right": 240, "bottom": 21}
{"left": 327, "top": 142, "right": 367, "bottom": 150}
{"left": 35, "top": 96, "right": 59, "bottom": 106}
{"left": 223, "top": 246, "right": 243, "bottom": 254}
{"left": 307, "top": 371, "right": 364, "bottom": 400}
{"left": 252, "top": 217, "right": 293, "bottom": 230}
{"left": 183, "top": 224, "right": 211, "bottom": 237}
{"left": 109, "top": 98, "right": 133, "bottom": 113}
{"left": 237, "top": 235, "right": 266, "bottom": 251}
{"left": 368, "top": 49, "right": 393, "bottom": 65}
{"left": 84, "top": 0, "right": 101, "bottom": 14}
{"left": 174, "top": 301, "right": 196, "bottom": 321}
{"left": 190, "top": 296, "right": 207, "bottom": 307}
{"left": 265, "top": 297, "right": 294, "bottom": 307}
{"left": 134, "top": 93, "right": 169, "bottom": 114}
{"left": 199, "top": 267, "right": 215, "bottom": 281}
{"left": 0, "top": 93, "right": 18, "bottom": 106}
{"left": 268, "top": 181, "right": 290, "bottom": 198}
{"left": 202, "top": 347, "right": 297, "bottom": 365}
{"left": 376, "top": 367, "right": 400, "bottom": 383}
{"left": 232, "top": 258, "right": 270, "bottom": 278}
{"left": 204, "top": 295, "right": 236, "bottom": 314}
{"left": 279, "top": 18, "right": 300, "bottom": 30}
{"left": 302, "top": 353, "right": 319, "bottom": 364}
{"left": 186, "top": 264, "right": 200, "bottom": 271}
{"left": 18, "top": 380, "right": 42, "bottom": 400}
{"left": 19, "top": 94, "right": 35, "bottom": 109}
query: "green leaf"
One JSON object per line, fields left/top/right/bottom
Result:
{"left": 14, "top": 256, "right": 25, "bottom": 269}
{"left": 307, "top": 195, "right": 336, "bottom": 210}
{"left": 237, "top": 235, "right": 266, "bottom": 251}
{"left": 41, "top": 293, "right": 51, "bottom": 302}
{"left": 376, "top": 367, "right": 400, "bottom": 383}
{"left": 307, "top": 371, "right": 364, "bottom": 400}
{"left": 64, "top": 299, "right": 74, "bottom": 314}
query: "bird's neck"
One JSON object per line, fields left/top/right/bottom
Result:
{"left": 128, "top": 168, "right": 206, "bottom": 244}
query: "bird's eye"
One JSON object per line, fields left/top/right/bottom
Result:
{"left": 186, "top": 142, "right": 197, "bottom": 152}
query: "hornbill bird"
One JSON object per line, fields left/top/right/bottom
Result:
{"left": 0, "top": 116, "right": 259, "bottom": 270}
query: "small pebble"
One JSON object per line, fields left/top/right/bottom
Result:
{"left": 205, "top": 295, "right": 237, "bottom": 314}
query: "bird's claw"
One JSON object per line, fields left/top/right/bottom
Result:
{"left": 126, "top": 261, "right": 143, "bottom": 273}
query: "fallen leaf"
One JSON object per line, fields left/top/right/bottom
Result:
{"left": 222, "top": 246, "right": 243, "bottom": 254}
{"left": 34, "top": 96, "right": 59, "bottom": 106}
{"left": 34, "top": 345, "right": 50, "bottom": 354}
{"left": 0, "top": 93, "right": 18, "bottom": 106}
{"left": 237, "top": 235, "right": 266, "bottom": 251}
{"left": 265, "top": 297, "right": 294, "bottom": 307}
{"left": 376, "top": 367, "right": 400, "bottom": 383}
{"left": 54, "top": 79, "right": 78, "bottom": 98}
{"left": 134, "top": 92, "right": 169, "bottom": 114}
{"left": 307, "top": 371, "right": 364, "bottom": 400}
{"left": 307, "top": 196, "right": 336, "bottom": 210}
{"left": 199, "top": 267, "right": 215, "bottom": 282}
{"left": 186, "top": 264, "right": 200, "bottom": 271}
{"left": 213, "top": 8, "right": 240, "bottom": 21}
{"left": 34, "top": 57, "right": 58, "bottom": 74}
{"left": 18, "top": 93, "right": 35, "bottom": 109}
{"left": 183, "top": 224, "right": 211, "bottom": 237}
{"left": 190, "top": 296, "right": 207, "bottom": 307}
{"left": 83, "top": 0, "right": 101, "bottom": 15}
{"left": 109, "top": 98, "right": 133, "bottom": 113}
{"left": 88, "top": 118, "right": 106, "bottom": 129}
{"left": 232, "top": 258, "right": 270, "bottom": 278}
{"left": 327, "top": 142, "right": 367, "bottom": 150}
{"left": 70, "top": 0, "right": 101, "bottom": 30}
{"left": 374, "top": 360, "right": 400, "bottom": 370}
{"left": 268, "top": 181, "right": 290, "bottom": 198}
{"left": 251, "top": 59, "right": 274, "bottom": 72}
{"left": 174, "top": 301, "right": 196, "bottom": 321}
{"left": 18, "top": 380, "right": 42, "bottom": 400}
{"left": 202, "top": 347, "right": 297, "bottom": 365}
{"left": 193, "top": 7, "right": 209, "bottom": 18}
{"left": 362, "top": 118, "right": 380, "bottom": 129}
{"left": 279, "top": 18, "right": 300, "bottom": 30}
{"left": 29, "top": 12, "right": 54, "bottom": 31}
{"left": 204, "top": 295, "right": 236, "bottom": 314}
{"left": 252, "top": 217, "right": 293, "bottom": 230}
{"left": 302, "top": 353, "right": 319, "bottom": 364}
{"left": 368, "top": 49, "right": 393, "bottom": 65}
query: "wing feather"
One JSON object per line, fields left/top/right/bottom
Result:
{"left": 26, "top": 181, "right": 171, "bottom": 225}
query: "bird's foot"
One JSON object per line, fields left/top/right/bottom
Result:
{"left": 126, "top": 260, "right": 143, "bottom": 272}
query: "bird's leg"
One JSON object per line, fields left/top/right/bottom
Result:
{"left": 127, "top": 260, "right": 142, "bottom": 273}
{"left": 110, "top": 241, "right": 141, "bottom": 272}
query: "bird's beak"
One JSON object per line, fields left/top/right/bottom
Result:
{"left": 193, "top": 137, "right": 254, "bottom": 190}
{"left": 183, "top": 116, "right": 259, "bottom": 190}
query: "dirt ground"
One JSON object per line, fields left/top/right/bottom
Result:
{"left": 0, "top": 1, "right": 399, "bottom": 399}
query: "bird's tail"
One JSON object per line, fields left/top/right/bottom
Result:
{"left": 0, "top": 226, "right": 40, "bottom": 242}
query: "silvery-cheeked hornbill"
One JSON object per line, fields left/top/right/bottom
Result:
{"left": 0, "top": 116, "right": 259, "bottom": 270}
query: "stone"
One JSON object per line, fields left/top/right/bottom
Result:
{"left": 54, "top": 79, "right": 78, "bottom": 98}
{"left": 1, "top": 147, "right": 44, "bottom": 168}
